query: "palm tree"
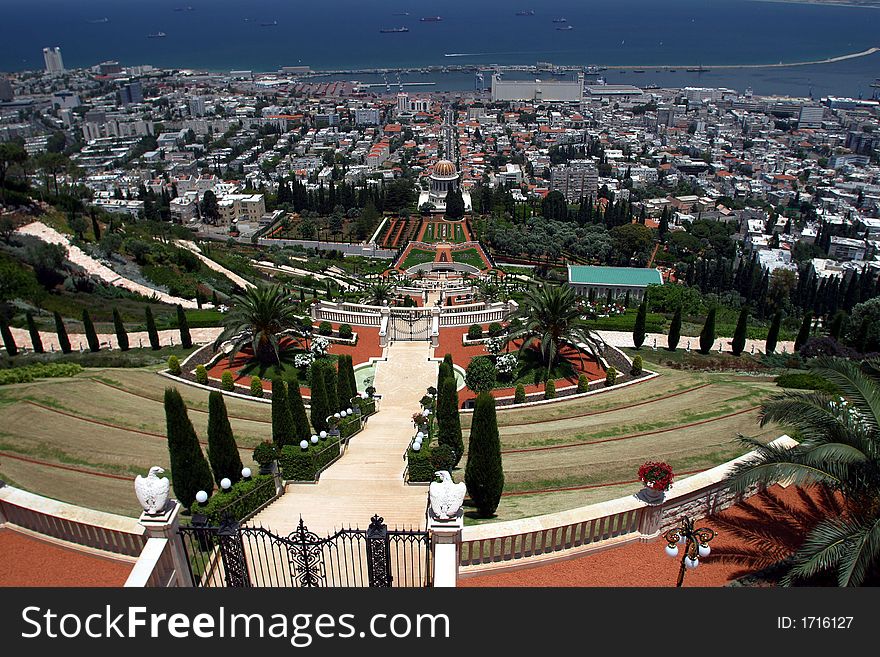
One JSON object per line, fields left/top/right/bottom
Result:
{"left": 725, "top": 357, "right": 880, "bottom": 586}
{"left": 508, "top": 283, "right": 604, "bottom": 378}
{"left": 365, "top": 282, "right": 393, "bottom": 306}
{"left": 214, "top": 284, "right": 303, "bottom": 365}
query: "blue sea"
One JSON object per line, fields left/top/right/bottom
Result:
{"left": 2, "top": 0, "right": 879, "bottom": 97}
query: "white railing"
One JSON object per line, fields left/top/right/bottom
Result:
{"left": 313, "top": 302, "right": 381, "bottom": 327}
{"left": 439, "top": 308, "right": 508, "bottom": 326}
{"left": 124, "top": 538, "right": 179, "bottom": 587}
{"left": 458, "top": 435, "right": 797, "bottom": 575}
{"left": 0, "top": 485, "right": 146, "bottom": 557}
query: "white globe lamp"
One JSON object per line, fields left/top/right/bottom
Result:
{"left": 320, "top": 430, "right": 327, "bottom": 439}
{"left": 220, "top": 478, "right": 231, "bottom": 490}
{"left": 311, "top": 435, "right": 319, "bottom": 444}
{"left": 299, "top": 439, "right": 309, "bottom": 450}
{"left": 684, "top": 556, "right": 699, "bottom": 570}
{"left": 241, "top": 467, "right": 252, "bottom": 479}
{"left": 195, "top": 490, "right": 208, "bottom": 504}
{"left": 664, "top": 544, "right": 679, "bottom": 558}
{"left": 698, "top": 544, "right": 711, "bottom": 558}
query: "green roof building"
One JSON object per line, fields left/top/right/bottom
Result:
{"left": 567, "top": 265, "right": 663, "bottom": 301}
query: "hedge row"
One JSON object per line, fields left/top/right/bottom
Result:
{"left": 406, "top": 443, "right": 435, "bottom": 483}
{"left": 190, "top": 475, "right": 276, "bottom": 524}
{"left": 338, "top": 415, "right": 362, "bottom": 440}
{"left": 0, "top": 362, "right": 83, "bottom": 386}
{"left": 278, "top": 437, "right": 340, "bottom": 481}
{"left": 775, "top": 372, "right": 839, "bottom": 394}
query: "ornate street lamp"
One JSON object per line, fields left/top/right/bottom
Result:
{"left": 663, "top": 516, "right": 716, "bottom": 587}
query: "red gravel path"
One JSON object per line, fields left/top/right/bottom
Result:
{"left": 460, "top": 485, "right": 809, "bottom": 587}
{"left": 0, "top": 529, "right": 133, "bottom": 586}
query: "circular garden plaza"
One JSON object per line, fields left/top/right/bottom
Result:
{"left": 2, "top": 223, "right": 856, "bottom": 589}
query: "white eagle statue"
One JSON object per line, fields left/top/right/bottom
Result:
{"left": 429, "top": 470, "right": 466, "bottom": 521}
{"left": 135, "top": 466, "right": 171, "bottom": 515}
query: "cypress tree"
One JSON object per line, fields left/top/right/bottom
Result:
{"left": 437, "top": 376, "right": 464, "bottom": 466}
{"left": 464, "top": 392, "right": 504, "bottom": 518}
{"left": 346, "top": 355, "right": 358, "bottom": 401}
{"left": 164, "top": 387, "right": 214, "bottom": 508}
{"left": 309, "top": 362, "right": 330, "bottom": 432}
{"left": 54, "top": 311, "right": 71, "bottom": 354}
{"left": 731, "top": 305, "right": 749, "bottom": 356}
{"left": 145, "top": 306, "right": 160, "bottom": 350}
{"left": 795, "top": 312, "right": 812, "bottom": 352}
{"left": 323, "top": 362, "right": 338, "bottom": 415}
{"left": 699, "top": 307, "right": 717, "bottom": 355}
{"left": 206, "top": 391, "right": 243, "bottom": 486}
{"left": 667, "top": 307, "right": 682, "bottom": 351}
{"left": 287, "top": 374, "right": 311, "bottom": 441}
{"left": 0, "top": 318, "right": 18, "bottom": 356}
{"left": 765, "top": 311, "right": 782, "bottom": 354}
{"left": 336, "top": 357, "right": 352, "bottom": 411}
{"left": 26, "top": 312, "right": 44, "bottom": 353}
{"left": 828, "top": 310, "right": 848, "bottom": 341}
{"left": 176, "top": 304, "right": 193, "bottom": 349}
{"left": 82, "top": 309, "right": 100, "bottom": 352}
{"left": 112, "top": 308, "right": 129, "bottom": 351}
{"left": 271, "top": 379, "right": 296, "bottom": 448}
{"left": 632, "top": 298, "right": 647, "bottom": 349}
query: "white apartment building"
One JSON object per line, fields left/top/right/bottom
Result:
{"left": 217, "top": 193, "right": 266, "bottom": 225}
{"left": 550, "top": 159, "right": 599, "bottom": 202}
{"left": 43, "top": 47, "right": 64, "bottom": 74}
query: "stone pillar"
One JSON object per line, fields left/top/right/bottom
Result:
{"left": 431, "top": 307, "right": 441, "bottom": 348}
{"left": 637, "top": 501, "right": 664, "bottom": 541}
{"left": 379, "top": 306, "right": 391, "bottom": 347}
{"left": 138, "top": 501, "right": 192, "bottom": 587}
{"left": 429, "top": 511, "right": 464, "bottom": 587}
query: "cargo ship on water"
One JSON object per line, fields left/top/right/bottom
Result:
{"left": 380, "top": 27, "right": 409, "bottom": 33}
{"left": 420, "top": 16, "right": 443, "bottom": 22}
{"left": 146, "top": 32, "right": 166, "bottom": 38}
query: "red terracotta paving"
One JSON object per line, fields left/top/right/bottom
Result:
{"left": 434, "top": 326, "right": 605, "bottom": 404}
{"left": 460, "top": 485, "right": 811, "bottom": 588}
{"left": 0, "top": 528, "right": 133, "bottom": 587}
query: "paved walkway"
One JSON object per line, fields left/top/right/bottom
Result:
{"left": 596, "top": 330, "right": 796, "bottom": 356}
{"left": 9, "top": 326, "right": 223, "bottom": 353}
{"left": 251, "top": 342, "right": 436, "bottom": 536}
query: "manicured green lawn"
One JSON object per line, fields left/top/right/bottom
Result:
{"left": 451, "top": 248, "right": 486, "bottom": 270}
{"left": 401, "top": 248, "right": 436, "bottom": 269}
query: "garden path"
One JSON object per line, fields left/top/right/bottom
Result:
{"left": 250, "top": 342, "right": 435, "bottom": 535}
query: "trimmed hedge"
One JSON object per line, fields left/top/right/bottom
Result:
{"left": 577, "top": 374, "right": 589, "bottom": 393}
{"left": 338, "top": 415, "right": 362, "bottom": 440}
{"left": 167, "top": 355, "right": 182, "bottom": 375}
{"left": 195, "top": 364, "right": 208, "bottom": 385}
{"left": 339, "top": 324, "right": 353, "bottom": 339}
{"left": 775, "top": 372, "right": 838, "bottom": 394}
{"left": 0, "top": 362, "right": 83, "bottom": 386}
{"left": 278, "top": 436, "right": 341, "bottom": 481}
{"left": 318, "top": 321, "right": 333, "bottom": 336}
{"left": 190, "top": 475, "right": 276, "bottom": 524}
{"left": 250, "top": 376, "right": 264, "bottom": 397}
{"left": 221, "top": 370, "right": 235, "bottom": 391}
{"left": 605, "top": 366, "right": 618, "bottom": 387}
{"left": 514, "top": 384, "right": 526, "bottom": 403}
{"left": 544, "top": 379, "right": 556, "bottom": 399}
{"left": 467, "top": 324, "right": 483, "bottom": 340}
{"left": 407, "top": 443, "right": 435, "bottom": 482}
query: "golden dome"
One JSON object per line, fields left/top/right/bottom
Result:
{"left": 433, "top": 159, "right": 457, "bottom": 177}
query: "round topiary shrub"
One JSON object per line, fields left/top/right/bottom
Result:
{"left": 195, "top": 364, "right": 208, "bottom": 385}
{"left": 488, "top": 322, "right": 504, "bottom": 337}
{"left": 465, "top": 356, "right": 496, "bottom": 393}
{"left": 253, "top": 441, "right": 277, "bottom": 470}
{"left": 167, "top": 355, "right": 181, "bottom": 375}
{"left": 339, "top": 323, "right": 353, "bottom": 339}
{"left": 605, "top": 366, "right": 618, "bottom": 387}
{"left": 630, "top": 354, "right": 643, "bottom": 376}
{"left": 514, "top": 383, "right": 526, "bottom": 404}
{"left": 318, "top": 321, "right": 333, "bottom": 336}
{"left": 544, "top": 379, "right": 556, "bottom": 399}
{"left": 250, "top": 376, "right": 264, "bottom": 397}
{"left": 577, "top": 374, "right": 589, "bottom": 393}
{"left": 221, "top": 370, "right": 235, "bottom": 391}
{"left": 467, "top": 324, "right": 483, "bottom": 340}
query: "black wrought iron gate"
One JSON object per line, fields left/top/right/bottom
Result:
{"left": 179, "top": 515, "right": 431, "bottom": 587}
{"left": 390, "top": 310, "right": 431, "bottom": 341}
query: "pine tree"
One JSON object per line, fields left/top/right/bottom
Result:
{"left": 699, "top": 307, "right": 717, "bottom": 355}
{"left": 26, "top": 312, "right": 44, "bottom": 353}
{"left": 271, "top": 379, "right": 296, "bottom": 448}
{"left": 437, "top": 376, "right": 464, "bottom": 466}
{"left": 658, "top": 206, "right": 669, "bottom": 242}
{"left": 731, "top": 305, "right": 749, "bottom": 356}
{"left": 323, "top": 362, "right": 338, "bottom": 415}
{"left": 82, "top": 309, "right": 100, "bottom": 352}
{"left": 0, "top": 318, "right": 18, "bottom": 356}
{"left": 206, "top": 391, "right": 243, "bottom": 486}
{"left": 766, "top": 311, "right": 782, "bottom": 354}
{"left": 287, "top": 375, "right": 311, "bottom": 441}
{"left": 667, "top": 307, "right": 682, "bottom": 351}
{"left": 632, "top": 298, "right": 647, "bottom": 349}
{"left": 145, "top": 306, "right": 160, "bottom": 350}
{"left": 54, "top": 311, "right": 71, "bottom": 354}
{"left": 795, "top": 312, "right": 812, "bottom": 352}
{"left": 112, "top": 308, "right": 129, "bottom": 351}
{"left": 464, "top": 392, "right": 504, "bottom": 518}
{"left": 164, "top": 387, "right": 214, "bottom": 508}
{"left": 176, "top": 304, "right": 192, "bottom": 349}
{"left": 309, "top": 362, "right": 330, "bottom": 432}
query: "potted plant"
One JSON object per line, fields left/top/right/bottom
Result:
{"left": 637, "top": 461, "right": 674, "bottom": 504}
{"left": 253, "top": 441, "right": 278, "bottom": 475}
